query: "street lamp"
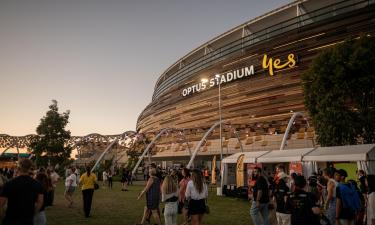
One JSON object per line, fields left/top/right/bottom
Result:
{"left": 215, "top": 74, "right": 223, "bottom": 163}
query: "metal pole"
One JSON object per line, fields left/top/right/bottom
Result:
{"left": 216, "top": 75, "right": 224, "bottom": 196}
{"left": 218, "top": 77, "right": 223, "bottom": 162}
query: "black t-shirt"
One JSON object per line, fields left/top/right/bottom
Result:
{"left": 0, "top": 175, "right": 43, "bottom": 225}
{"left": 252, "top": 176, "right": 269, "bottom": 203}
{"left": 274, "top": 179, "right": 290, "bottom": 213}
{"left": 336, "top": 183, "right": 356, "bottom": 220}
{"left": 286, "top": 189, "right": 319, "bottom": 225}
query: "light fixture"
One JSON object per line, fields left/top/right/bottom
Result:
{"left": 215, "top": 74, "right": 221, "bottom": 78}
{"left": 201, "top": 78, "right": 208, "bottom": 83}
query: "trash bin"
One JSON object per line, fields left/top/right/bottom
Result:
{"left": 217, "top": 187, "right": 222, "bottom": 196}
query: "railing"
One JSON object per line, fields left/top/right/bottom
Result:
{"left": 151, "top": 0, "right": 372, "bottom": 101}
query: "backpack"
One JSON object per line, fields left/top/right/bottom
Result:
{"left": 338, "top": 183, "right": 361, "bottom": 213}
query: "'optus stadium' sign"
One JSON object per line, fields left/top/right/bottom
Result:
{"left": 181, "top": 53, "right": 296, "bottom": 97}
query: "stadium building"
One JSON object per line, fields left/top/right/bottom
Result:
{"left": 136, "top": 0, "right": 375, "bottom": 168}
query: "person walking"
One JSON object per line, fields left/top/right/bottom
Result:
{"left": 49, "top": 168, "right": 60, "bottom": 206}
{"left": 179, "top": 168, "right": 191, "bottom": 225}
{"left": 102, "top": 170, "right": 108, "bottom": 188}
{"left": 121, "top": 169, "right": 128, "bottom": 191}
{"left": 34, "top": 168, "right": 49, "bottom": 225}
{"left": 335, "top": 169, "right": 361, "bottom": 225}
{"left": 273, "top": 164, "right": 291, "bottom": 225}
{"left": 285, "top": 175, "right": 320, "bottom": 225}
{"left": 162, "top": 175, "right": 179, "bottom": 225}
{"left": 185, "top": 169, "right": 208, "bottom": 225}
{"left": 366, "top": 175, "right": 375, "bottom": 225}
{"left": 79, "top": 166, "right": 97, "bottom": 218}
{"left": 108, "top": 171, "right": 113, "bottom": 189}
{"left": 323, "top": 167, "right": 338, "bottom": 225}
{"left": 137, "top": 168, "right": 162, "bottom": 225}
{"left": 250, "top": 167, "right": 270, "bottom": 225}
{"left": 0, "top": 158, "right": 44, "bottom": 225}
{"left": 65, "top": 167, "right": 77, "bottom": 207}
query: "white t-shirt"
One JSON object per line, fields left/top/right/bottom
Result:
{"left": 368, "top": 192, "right": 375, "bottom": 225}
{"left": 50, "top": 171, "right": 60, "bottom": 188}
{"left": 103, "top": 171, "right": 108, "bottom": 181}
{"left": 65, "top": 173, "right": 77, "bottom": 187}
{"left": 185, "top": 180, "right": 208, "bottom": 200}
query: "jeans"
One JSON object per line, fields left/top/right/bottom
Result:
{"left": 326, "top": 198, "right": 336, "bottom": 225}
{"left": 250, "top": 201, "right": 269, "bottom": 225}
{"left": 34, "top": 211, "right": 46, "bottom": 225}
{"left": 276, "top": 212, "right": 291, "bottom": 225}
{"left": 164, "top": 201, "right": 178, "bottom": 225}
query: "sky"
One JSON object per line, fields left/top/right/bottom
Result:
{"left": 0, "top": 0, "right": 290, "bottom": 136}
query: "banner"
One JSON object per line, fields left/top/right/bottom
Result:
{"left": 236, "top": 154, "right": 245, "bottom": 187}
{"left": 289, "top": 162, "right": 303, "bottom": 175}
{"left": 211, "top": 155, "right": 216, "bottom": 184}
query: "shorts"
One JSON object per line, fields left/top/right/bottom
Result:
{"left": 188, "top": 199, "right": 206, "bottom": 215}
{"left": 65, "top": 186, "right": 75, "bottom": 194}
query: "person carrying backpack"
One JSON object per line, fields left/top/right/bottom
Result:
{"left": 335, "top": 169, "right": 361, "bottom": 225}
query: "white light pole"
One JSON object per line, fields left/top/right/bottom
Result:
{"left": 215, "top": 74, "right": 223, "bottom": 162}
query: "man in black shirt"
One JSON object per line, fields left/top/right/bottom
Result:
{"left": 0, "top": 159, "right": 44, "bottom": 225}
{"left": 286, "top": 175, "right": 320, "bottom": 225}
{"left": 273, "top": 164, "right": 291, "bottom": 225}
{"left": 250, "top": 167, "right": 270, "bottom": 225}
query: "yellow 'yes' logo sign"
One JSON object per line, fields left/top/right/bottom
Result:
{"left": 262, "top": 53, "right": 296, "bottom": 76}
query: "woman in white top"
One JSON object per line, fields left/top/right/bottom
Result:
{"left": 323, "top": 167, "right": 338, "bottom": 225}
{"left": 185, "top": 169, "right": 208, "bottom": 225}
{"left": 367, "top": 175, "right": 375, "bottom": 225}
{"left": 162, "top": 175, "right": 179, "bottom": 225}
{"left": 64, "top": 168, "right": 77, "bottom": 207}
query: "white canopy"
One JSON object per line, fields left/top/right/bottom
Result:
{"left": 303, "top": 144, "right": 375, "bottom": 162}
{"left": 257, "top": 148, "right": 315, "bottom": 163}
{"left": 222, "top": 151, "right": 270, "bottom": 164}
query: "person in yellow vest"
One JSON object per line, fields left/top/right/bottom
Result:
{"left": 79, "top": 166, "right": 97, "bottom": 218}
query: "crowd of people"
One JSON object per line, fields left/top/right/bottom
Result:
{"left": 0, "top": 158, "right": 373, "bottom": 225}
{"left": 248, "top": 164, "right": 375, "bottom": 225}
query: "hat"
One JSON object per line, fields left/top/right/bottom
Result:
{"left": 337, "top": 169, "right": 348, "bottom": 178}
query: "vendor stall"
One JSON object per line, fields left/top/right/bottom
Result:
{"left": 303, "top": 144, "right": 375, "bottom": 175}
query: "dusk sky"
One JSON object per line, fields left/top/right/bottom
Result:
{"left": 0, "top": 0, "right": 289, "bottom": 136}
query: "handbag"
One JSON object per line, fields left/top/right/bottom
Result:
{"left": 94, "top": 182, "right": 99, "bottom": 190}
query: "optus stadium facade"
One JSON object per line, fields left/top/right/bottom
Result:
{"left": 136, "top": 0, "right": 375, "bottom": 164}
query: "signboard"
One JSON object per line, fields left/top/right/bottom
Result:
{"left": 289, "top": 162, "right": 303, "bottom": 175}
{"left": 181, "top": 53, "right": 296, "bottom": 96}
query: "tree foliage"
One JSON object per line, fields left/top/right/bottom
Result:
{"left": 30, "top": 100, "right": 72, "bottom": 167}
{"left": 302, "top": 35, "right": 375, "bottom": 146}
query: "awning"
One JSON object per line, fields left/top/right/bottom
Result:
{"left": 222, "top": 151, "right": 269, "bottom": 164}
{"left": 257, "top": 148, "right": 315, "bottom": 163}
{"left": 303, "top": 144, "right": 375, "bottom": 162}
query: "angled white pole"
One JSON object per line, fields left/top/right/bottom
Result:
{"left": 280, "top": 112, "right": 307, "bottom": 150}
{"left": 187, "top": 120, "right": 226, "bottom": 169}
{"left": 131, "top": 128, "right": 170, "bottom": 176}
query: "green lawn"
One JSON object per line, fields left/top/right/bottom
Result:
{"left": 45, "top": 180, "right": 251, "bottom": 225}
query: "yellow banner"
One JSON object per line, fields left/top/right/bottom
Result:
{"left": 236, "top": 154, "right": 245, "bottom": 187}
{"left": 211, "top": 155, "right": 216, "bottom": 184}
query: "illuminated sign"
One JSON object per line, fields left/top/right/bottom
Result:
{"left": 181, "top": 53, "right": 296, "bottom": 97}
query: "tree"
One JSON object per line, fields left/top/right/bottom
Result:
{"left": 30, "top": 100, "right": 72, "bottom": 167}
{"left": 302, "top": 35, "right": 375, "bottom": 146}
